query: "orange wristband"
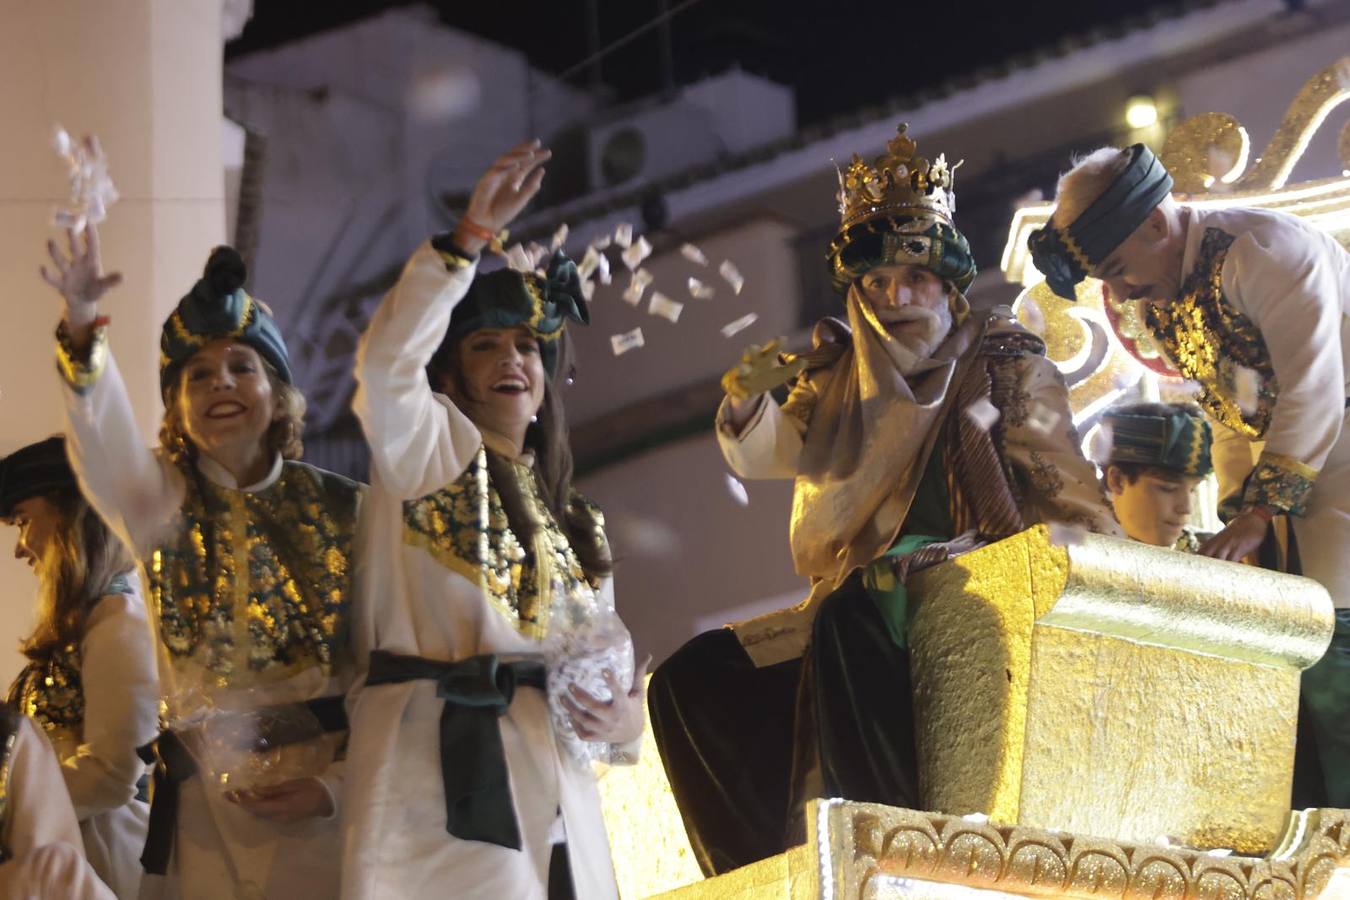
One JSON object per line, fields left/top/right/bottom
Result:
{"left": 458, "top": 216, "right": 496, "bottom": 244}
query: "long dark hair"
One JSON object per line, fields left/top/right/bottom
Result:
{"left": 430, "top": 330, "right": 612, "bottom": 581}
{"left": 20, "top": 488, "right": 136, "bottom": 661}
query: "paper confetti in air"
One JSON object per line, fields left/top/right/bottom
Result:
{"left": 621, "top": 235, "right": 652, "bottom": 270}
{"left": 964, "top": 398, "right": 1000, "bottom": 432}
{"left": 504, "top": 244, "right": 532, "bottom": 272}
{"left": 622, "top": 269, "right": 653, "bottom": 306}
{"left": 721, "top": 313, "right": 758, "bottom": 338}
{"left": 718, "top": 260, "right": 744, "bottom": 295}
{"left": 51, "top": 128, "right": 118, "bottom": 233}
{"left": 1047, "top": 521, "right": 1088, "bottom": 547}
{"left": 680, "top": 243, "right": 709, "bottom": 266}
{"left": 614, "top": 223, "right": 633, "bottom": 248}
{"left": 580, "top": 280, "right": 596, "bottom": 302}
{"left": 596, "top": 251, "right": 612, "bottom": 285}
{"left": 649, "top": 292, "right": 684, "bottom": 323}
{"left": 550, "top": 223, "right": 569, "bottom": 251}
{"left": 1018, "top": 297, "right": 1046, "bottom": 336}
{"left": 688, "top": 277, "right": 716, "bottom": 300}
{"left": 1026, "top": 402, "right": 1062, "bottom": 436}
{"left": 592, "top": 235, "right": 612, "bottom": 251}
{"left": 578, "top": 247, "right": 601, "bottom": 280}
{"left": 724, "top": 473, "right": 749, "bottom": 506}
{"left": 610, "top": 328, "right": 645, "bottom": 356}
{"left": 525, "top": 242, "right": 548, "bottom": 269}
{"left": 1234, "top": 365, "right": 1261, "bottom": 415}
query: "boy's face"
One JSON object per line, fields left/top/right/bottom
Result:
{"left": 1106, "top": 465, "right": 1201, "bottom": 547}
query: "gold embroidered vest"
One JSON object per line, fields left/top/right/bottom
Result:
{"left": 402, "top": 445, "right": 604, "bottom": 641}
{"left": 147, "top": 460, "right": 360, "bottom": 682}
{"left": 1145, "top": 228, "right": 1278, "bottom": 439}
{"left": 7, "top": 645, "right": 83, "bottom": 738}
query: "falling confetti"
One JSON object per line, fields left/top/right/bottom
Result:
{"left": 649, "top": 292, "right": 684, "bottom": 323}
{"left": 580, "top": 280, "right": 596, "bottom": 302}
{"left": 623, "top": 269, "right": 653, "bottom": 305}
{"left": 964, "top": 398, "right": 1000, "bottom": 432}
{"left": 721, "top": 313, "right": 758, "bottom": 338}
{"left": 680, "top": 243, "right": 709, "bottom": 266}
{"left": 724, "top": 473, "right": 749, "bottom": 506}
{"left": 525, "top": 242, "right": 548, "bottom": 269}
{"left": 614, "top": 223, "right": 633, "bottom": 248}
{"left": 688, "top": 277, "right": 716, "bottom": 300}
{"left": 1047, "top": 521, "right": 1088, "bottom": 547}
{"left": 578, "top": 246, "right": 601, "bottom": 280}
{"left": 504, "top": 244, "right": 532, "bottom": 272}
{"left": 718, "top": 260, "right": 744, "bottom": 295}
{"left": 610, "top": 328, "right": 645, "bottom": 356}
{"left": 621, "top": 235, "right": 652, "bottom": 270}
{"left": 592, "top": 235, "right": 612, "bottom": 251}
{"left": 1234, "top": 366, "right": 1260, "bottom": 416}
{"left": 596, "top": 251, "right": 612, "bottom": 285}
{"left": 550, "top": 223, "right": 569, "bottom": 251}
{"left": 51, "top": 128, "right": 118, "bottom": 233}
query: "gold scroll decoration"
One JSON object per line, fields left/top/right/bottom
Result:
{"left": 905, "top": 525, "right": 1332, "bottom": 857}
{"left": 654, "top": 801, "right": 1350, "bottom": 899}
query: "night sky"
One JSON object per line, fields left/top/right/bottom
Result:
{"left": 227, "top": 0, "right": 1213, "bottom": 126}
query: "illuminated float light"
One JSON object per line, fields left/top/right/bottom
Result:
{"left": 1125, "top": 94, "right": 1159, "bottom": 129}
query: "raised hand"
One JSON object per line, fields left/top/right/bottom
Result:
{"left": 721, "top": 338, "right": 808, "bottom": 401}
{"left": 41, "top": 223, "right": 121, "bottom": 339}
{"left": 453, "top": 140, "right": 552, "bottom": 254}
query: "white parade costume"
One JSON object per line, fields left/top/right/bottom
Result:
{"left": 1150, "top": 205, "right": 1350, "bottom": 606}
{"left": 0, "top": 711, "right": 116, "bottom": 900}
{"left": 59, "top": 337, "right": 363, "bottom": 900}
{"left": 8, "top": 576, "right": 158, "bottom": 899}
{"left": 341, "top": 241, "right": 636, "bottom": 900}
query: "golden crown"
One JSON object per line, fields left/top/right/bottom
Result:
{"left": 836, "top": 123, "right": 959, "bottom": 230}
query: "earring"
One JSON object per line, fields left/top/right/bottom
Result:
{"left": 530, "top": 414, "right": 539, "bottom": 424}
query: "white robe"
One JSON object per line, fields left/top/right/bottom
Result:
{"left": 342, "top": 242, "right": 632, "bottom": 900}
{"left": 49, "top": 585, "right": 159, "bottom": 900}
{"left": 61, "top": 348, "right": 355, "bottom": 900}
{"left": 1179, "top": 206, "right": 1350, "bottom": 606}
{"left": 0, "top": 715, "right": 116, "bottom": 900}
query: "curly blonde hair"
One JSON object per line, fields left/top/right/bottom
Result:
{"left": 159, "top": 361, "right": 306, "bottom": 464}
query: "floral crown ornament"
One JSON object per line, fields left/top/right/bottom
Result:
{"left": 827, "top": 124, "right": 976, "bottom": 294}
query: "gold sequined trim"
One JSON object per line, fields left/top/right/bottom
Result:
{"left": 147, "top": 461, "right": 359, "bottom": 682}
{"left": 55, "top": 321, "right": 109, "bottom": 395}
{"left": 7, "top": 645, "right": 84, "bottom": 736}
{"left": 1238, "top": 451, "right": 1318, "bottom": 517}
{"left": 403, "top": 447, "right": 602, "bottom": 640}
{"left": 436, "top": 247, "right": 475, "bottom": 270}
{"left": 1146, "top": 228, "right": 1278, "bottom": 439}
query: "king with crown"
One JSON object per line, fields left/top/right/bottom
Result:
{"left": 648, "top": 125, "right": 1121, "bottom": 876}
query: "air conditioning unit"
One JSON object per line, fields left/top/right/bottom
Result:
{"left": 586, "top": 101, "right": 723, "bottom": 191}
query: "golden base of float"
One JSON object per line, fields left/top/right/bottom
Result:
{"left": 653, "top": 801, "right": 1350, "bottom": 899}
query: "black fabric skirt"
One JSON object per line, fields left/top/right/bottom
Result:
{"left": 649, "top": 574, "right": 920, "bottom": 876}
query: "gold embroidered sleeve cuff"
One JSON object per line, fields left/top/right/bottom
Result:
{"left": 55, "top": 320, "right": 109, "bottom": 395}
{"left": 1237, "top": 452, "right": 1318, "bottom": 517}
{"left": 429, "top": 235, "right": 478, "bottom": 272}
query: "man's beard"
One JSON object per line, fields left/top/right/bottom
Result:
{"left": 879, "top": 307, "right": 953, "bottom": 374}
